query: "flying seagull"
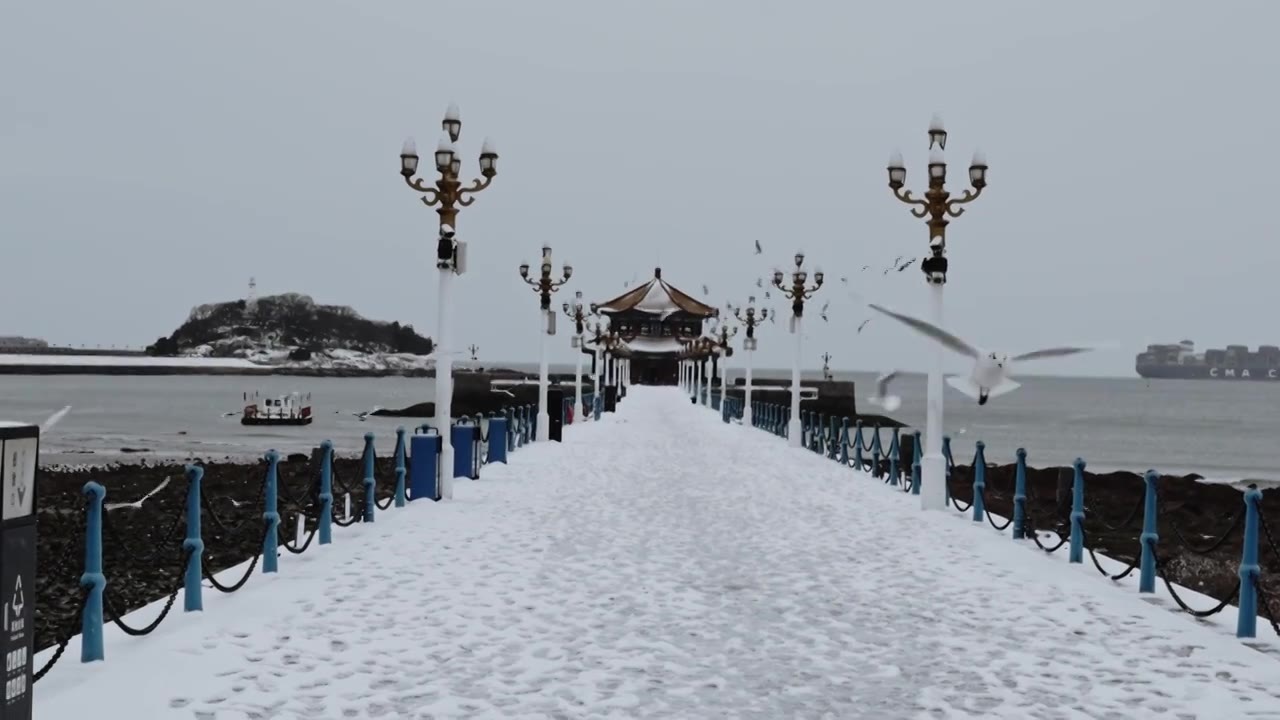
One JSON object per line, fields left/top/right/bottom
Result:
{"left": 867, "top": 371, "right": 902, "bottom": 412}
{"left": 896, "top": 257, "right": 918, "bottom": 272}
{"left": 754, "top": 239, "right": 763, "bottom": 255}
{"left": 856, "top": 318, "right": 872, "bottom": 333}
{"left": 756, "top": 277, "right": 764, "bottom": 288}
{"left": 702, "top": 284, "right": 710, "bottom": 295}
{"left": 42, "top": 405, "right": 72, "bottom": 433}
{"left": 819, "top": 301, "right": 829, "bottom": 322}
{"left": 866, "top": 303, "right": 1094, "bottom": 405}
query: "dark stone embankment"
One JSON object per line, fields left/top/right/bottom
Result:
{"left": 888, "top": 433, "right": 1280, "bottom": 616}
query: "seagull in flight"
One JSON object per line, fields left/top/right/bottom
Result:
{"left": 867, "top": 371, "right": 902, "bottom": 412}
{"left": 867, "top": 303, "right": 1095, "bottom": 405}
{"left": 856, "top": 318, "right": 872, "bottom": 333}
{"left": 754, "top": 239, "right": 763, "bottom": 255}
{"left": 42, "top": 405, "right": 72, "bottom": 433}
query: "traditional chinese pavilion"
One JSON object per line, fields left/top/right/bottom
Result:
{"left": 592, "top": 268, "right": 719, "bottom": 385}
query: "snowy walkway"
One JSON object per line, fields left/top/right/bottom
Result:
{"left": 37, "top": 387, "right": 1280, "bottom": 719}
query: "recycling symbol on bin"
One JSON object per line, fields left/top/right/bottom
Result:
{"left": 9, "top": 576, "right": 23, "bottom": 620}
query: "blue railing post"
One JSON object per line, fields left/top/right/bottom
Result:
{"left": 827, "top": 416, "right": 838, "bottom": 460}
{"left": 1139, "top": 470, "right": 1159, "bottom": 593}
{"left": 911, "top": 431, "right": 922, "bottom": 495}
{"left": 1238, "top": 485, "right": 1262, "bottom": 638}
{"left": 853, "top": 422, "right": 865, "bottom": 470}
{"left": 489, "top": 417, "right": 509, "bottom": 463}
{"left": 972, "top": 441, "right": 987, "bottom": 523}
{"left": 362, "top": 432, "right": 376, "bottom": 522}
{"left": 319, "top": 440, "right": 334, "bottom": 544}
{"left": 870, "top": 427, "right": 883, "bottom": 479}
{"left": 839, "top": 418, "right": 850, "bottom": 466}
{"left": 263, "top": 450, "right": 281, "bottom": 573}
{"left": 1069, "top": 458, "right": 1085, "bottom": 563}
{"left": 80, "top": 481, "right": 106, "bottom": 663}
{"left": 183, "top": 464, "right": 204, "bottom": 612}
{"left": 1012, "top": 449, "right": 1028, "bottom": 539}
{"left": 887, "top": 430, "right": 900, "bottom": 485}
{"left": 394, "top": 427, "right": 408, "bottom": 507}
{"left": 942, "top": 436, "right": 953, "bottom": 503}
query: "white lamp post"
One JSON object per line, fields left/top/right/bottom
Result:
{"left": 734, "top": 296, "right": 769, "bottom": 427}
{"left": 399, "top": 103, "right": 499, "bottom": 500}
{"left": 519, "top": 244, "right": 572, "bottom": 442}
{"left": 886, "top": 115, "right": 988, "bottom": 511}
{"left": 773, "top": 253, "right": 824, "bottom": 448}
{"left": 563, "top": 293, "right": 591, "bottom": 422}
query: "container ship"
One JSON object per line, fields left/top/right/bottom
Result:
{"left": 1135, "top": 340, "right": 1280, "bottom": 380}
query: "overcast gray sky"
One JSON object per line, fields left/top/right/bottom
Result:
{"left": 3, "top": 1, "right": 1276, "bottom": 377}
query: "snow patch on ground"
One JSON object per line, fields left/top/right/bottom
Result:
{"left": 33, "top": 388, "right": 1280, "bottom": 718}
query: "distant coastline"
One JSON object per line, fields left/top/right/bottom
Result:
{"left": 0, "top": 352, "right": 439, "bottom": 378}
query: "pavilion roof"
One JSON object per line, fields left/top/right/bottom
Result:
{"left": 594, "top": 268, "right": 718, "bottom": 319}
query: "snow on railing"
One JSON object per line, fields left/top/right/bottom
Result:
{"left": 709, "top": 391, "right": 1280, "bottom": 645}
{"left": 35, "top": 392, "right": 619, "bottom": 682}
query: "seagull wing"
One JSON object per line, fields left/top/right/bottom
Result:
{"left": 42, "top": 405, "right": 72, "bottom": 433}
{"left": 867, "top": 304, "right": 979, "bottom": 358}
{"left": 1012, "top": 346, "right": 1094, "bottom": 362}
{"left": 875, "top": 370, "right": 898, "bottom": 397}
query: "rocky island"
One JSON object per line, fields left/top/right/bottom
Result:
{"left": 0, "top": 293, "right": 439, "bottom": 377}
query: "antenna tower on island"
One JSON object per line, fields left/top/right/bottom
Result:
{"left": 246, "top": 277, "right": 258, "bottom": 316}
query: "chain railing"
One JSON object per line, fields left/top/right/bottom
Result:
{"left": 736, "top": 400, "right": 1278, "bottom": 642}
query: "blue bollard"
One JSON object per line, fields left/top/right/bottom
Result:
{"left": 1139, "top": 470, "right": 1159, "bottom": 593}
{"left": 362, "top": 433, "right": 376, "bottom": 523}
{"left": 394, "top": 428, "right": 407, "bottom": 507}
{"left": 853, "top": 422, "right": 865, "bottom": 470}
{"left": 972, "top": 442, "right": 988, "bottom": 523}
{"left": 911, "top": 431, "right": 922, "bottom": 495}
{"left": 410, "top": 433, "right": 442, "bottom": 501}
{"left": 871, "top": 428, "right": 883, "bottom": 479}
{"left": 319, "top": 440, "right": 334, "bottom": 544}
{"left": 887, "top": 430, "right": 899, "bottom": 485}
{"left": 1012, "top": 448, "right": 1028, "bottom": 540}
{"left": 263, "top": 450, "right": 281, "bottom": 573}
{"left": 489, "top": 417, "right": 509, "bottom": 463}
{"left": 1069, "top": 458, "right": 1085, "bottom": 563}
{"left": 80, "top": 482, "right": 106, "bottom": 663}
{"left": 183, "top": 464, "right": 204, "bottom": 612}
{"left": 452, "top": 424, "right": 476, "bottom": 478}
{"left": 839, "top": 418, "right": 850, "bottom": 466}
{"left": 1237, "top": 485, "right": 1262, "bottom": 638}
{"left": 943, "top": 436, "right": 953, "bottom": 504}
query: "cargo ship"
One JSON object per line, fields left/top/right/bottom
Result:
{"left": 1135, "top": 340, "right": 1280, "bottom": 380}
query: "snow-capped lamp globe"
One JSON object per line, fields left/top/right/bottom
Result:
{"left": 887, "top": 150, "right": 906, "bottom": 189}
{"left": 442, "top": 102, "right": 461, "bottom": 142}
{"left": 928, "top": 113, "right": 947, "bottom": 150}
{"left": 479, "top": 138, "right": 498, "bottom": 178}
{"left": 928, "top": 148, "right": 946, "bottom": 182}
{"left": 970, "top": 149, "right": 988, "bottom": 189}
{"left": 435, "top": 138, "right": 455, "bottom": 172}
{"left": 399, "top": 138, "right": 419, "bottom": 177}
{"left": 519, "top": 260, "right": 530, "bottom": 278}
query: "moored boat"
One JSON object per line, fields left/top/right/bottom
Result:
{"left": 241, "top": 391, "right": 313, "bottom": 425}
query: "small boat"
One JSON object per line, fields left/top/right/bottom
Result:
{"left": 241, "top": 391, "right": 313, "bottom": 426}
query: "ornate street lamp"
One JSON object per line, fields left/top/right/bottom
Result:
{"left": 519, "top": 244, "right": 572, "bottom": 442}
{"left": 562, "top": 291, "right": 589, "bottom": 422}
{"left": 886, "top": 114, "right": 988, "bottom": 511}
{"left": 711, "top": 319, "right": 738, "bottom": 412}
{"left": 399, "top": 103, "right": 499, "bottom": 500}
{"left": 733, "top": 296, "right": 770, "bottom": 427}
{"left": 772, "top": 252, "right": 824, "bottom": 447}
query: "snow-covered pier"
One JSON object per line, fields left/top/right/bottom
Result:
{"left": 34, "top": 387, "right": 1280, "bottom": 718}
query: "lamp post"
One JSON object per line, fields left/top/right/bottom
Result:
{"left": 519, "top": 245, "right": 572, "bottom": 442}
{"left": 733, "top": 296, "right": 769, "bottom": 427}
{"left": 563, "top": 292, "right": 589, "bottom": 421}
{"left": 468, "top": 344, "right": 479, "bottom": 362}
{"left": 587, "top": 321, "right": 606, "bottom": 411}
{"left": 773, "top": 253, "right": 824, "bottom": 448}
{"left": 399, "top": 103, "right": 499, "bottom": 500}
{"left": 701, "top": 337, "right": 714, "bottom": 408}
{"left": 821, "top": 352, "right": 833, "bottom": 381}
{"left": 886, "top": 115, "right": 988, "bottom": 511}
{"left": 712, "top": 320, "right": 738, "bottom": 410}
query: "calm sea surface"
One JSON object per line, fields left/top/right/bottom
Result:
{"left": 2, "top": 369, "right": 1278, "bottom": 481}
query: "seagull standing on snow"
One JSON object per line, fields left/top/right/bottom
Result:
{"left": 867, "top": 303, "right": 1094, "bottom": 405}
{"left": 867, "top": 371, "right": 902, "bottom": 412}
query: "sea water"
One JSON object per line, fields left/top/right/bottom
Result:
{"left": 2, "top": 371, "right": 1279, "bottom": 481}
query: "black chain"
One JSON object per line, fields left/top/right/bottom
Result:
{"left": 1258, "top": 509, "right": 1280, "bottom": 560}
{"left": 976, "top": 486, "right": 1013, "bottom": 531}
{"left": 1096, "top": 493, "right": 1145, "bottom": 532}
{"left": 1081, "top": 528, "right": 1140, "bottom": 580}
{"left": 1153, "top": 547, "right": 1240, "bottom": 617}
{"left": 1255, "top": 581, "right": 1280, "bottom": 636}
{"left": 203, "top": 522, "right": 268, "bottom": 594}
{"left": 279, "top": 524, "right": 319, "bottom": 555}
{"left": 102, "top": 545, "right": 190, "bottom": 636}
{"left": 1167, "top": 510, "right": 1243, "bottom": 555}
{"left": 33, "top": 584, "right": 91, "bottom": 683}
{"left": 1029, "top": 530, "right": 1069, "bottom": 553}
